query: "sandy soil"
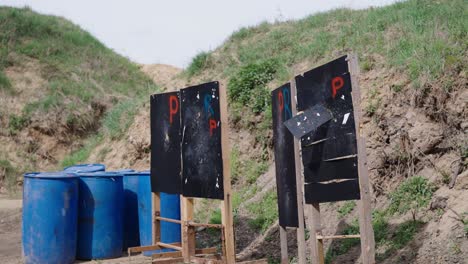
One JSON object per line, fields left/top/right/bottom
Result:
{"left": 0, "top": 197, "right": 154, "bottom": 264}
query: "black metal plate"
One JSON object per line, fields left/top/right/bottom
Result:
{"left": 283, "top": 104, "right": 332, "bottom": 139}
{"left": 304, "top": 180, "right": 360, "bottom": 203}
{"left": 150, "top": 91, "right": 182, "bottom": 194}
{"left": 271, "top": 83, "right": 299, "bottom": 228}
{"left": 181, "top": 82, "right": 224, "bottom": 200}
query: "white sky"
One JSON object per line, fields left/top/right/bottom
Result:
{"left": 2, "top": 0, "right": 399, "bottom": 68}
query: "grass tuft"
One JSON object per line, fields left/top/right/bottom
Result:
{"left": 247, "top": 191, "right": 278, "bottom": 233}
{"left": 388, "top": 176, "right": 435, "bottom": 221}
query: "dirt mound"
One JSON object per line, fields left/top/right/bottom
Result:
{"left": 139, "top": 64, "right": 183, "bottom": 91}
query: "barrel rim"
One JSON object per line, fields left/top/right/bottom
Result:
{"left": 120, "top": 170, "right": 150, "bottom": 176}
{"left": 63, "top": 163, "right": 106, "bottom": 173}
{"left": 26, "top": 171, "right": 78, "bottom": 178}
{"left": 78, "top": 171, "right": 123, "bottom": 178}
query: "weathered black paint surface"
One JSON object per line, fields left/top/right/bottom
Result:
{"left": 295, "top": 55, "right": 360, "bottom": 203}
{"left": 304, "top": 180, "right": 360, "bottom": 203}
{"left": 283, "top": 104, "right": 332, "bottom": 139}
{"left": 181, "top": 82, "right": 224, "bottom": 200}
{"left": 271, "top": 83, "right": 299, "bottom": 227}
{"left": 302, "top": 142, "right": 358, "bottom": 183}
{"left": 150, "top": 91, "right": 182, "bottom": 194}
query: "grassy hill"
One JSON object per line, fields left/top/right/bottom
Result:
{"left": 0, "top": 7, "right": 159, "bottom": 190}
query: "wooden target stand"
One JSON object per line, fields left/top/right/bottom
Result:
{"left": 128, "top": 85, "right": 264, "bottom": 264}
{"left": 279, "top": 54, "right": 375, "bottom": 264}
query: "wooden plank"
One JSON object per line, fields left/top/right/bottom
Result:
{"left": 152, "top": 257, "right": 184, "bottom": 264}
{"left": 219, "top": 83, "right": 236, "bottom": 264}
{"left": 152, "top": 251, "right": 182, "bottom": 259}
{"left": 181, "top": 197, "right": 196, "bottom": 262}
{"left": 236, "top": 259, "right": 268, "bottom": 264}
{"left": 157, "top": 242, "right": 183, "bottom": 251}
{"left": 279, "top": 226, "right": 288, "bottom": 264}
{"left": 128, "top": 244, "right": 161, "bottom": 253}
{"left": 188, "top": 221, "right": 223, "bottom": 229}
{"left": 196, "top": 247, "right": 218, "bottom": 255}
{"left": 156, "top": 216, "right": 183, "bottom": 224}
{"left": 291, "top": 79, "right": 307, "bottom": 264}
{"left": 348, "top": 53, "right": 376, "bottom": 264}
{"left": 153, "top": 192, "right": 161, "bottom": 245}
{"left": 306, "top": 203, "right": 324, "bottom": 264}
{"left": 316, "top": 234, "right": 360, "bottom": 240}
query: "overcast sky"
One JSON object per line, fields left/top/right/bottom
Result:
{"left": 2, "top": 0, "right": 399, "bottom": 68}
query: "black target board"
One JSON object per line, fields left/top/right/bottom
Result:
{"left": 295, "top": 55, "right": 360, "bottom": 203}
{"left": 150, "top": 91, "right": 182, "bottom": 194}
{"left": 181, "top": 81, "right": 224, "bottom": 200}
{"left": 271, "top": 83, "right": 299, "bottom": 228}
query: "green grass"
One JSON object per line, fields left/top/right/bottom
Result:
{"left": 102, "top": 99, "right": 141, "bottom": 139}
{"left": 186, "top": 52, "right": 212, "bottom": 77}
{"left": 186, "top": 0, "right": 467, "bottom": 90}
{"left": 0, "top": 6, "right": 159, "bottom": 136}
{"left": 338, "top": 201, "right": 356, "bottom": 218}
{"left": 246, "top": 190, "right": 278, "bottom": 233}
{"left": 376, "top": 220, "right": 424, "bottom": 261}
{"left": 60, "top": 134, "right": 103, "bottom": 168}
{"left": 0, "top": 70, "right": 12, "bottom": 92}
{"left": 8, "top": 114, "right": 29, "bottom": 135}
{"left": 230, "top": 144, "right": 241, "bottom": 183}
{"left": 388, "top": 176, "right": 435, "bottom": 221}
{"left": 325, "top": 219, "right": 360, "bottom": 264}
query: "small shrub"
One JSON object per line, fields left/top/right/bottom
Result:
{"left": 338, "top": 201, "right": 356, "bottom": 218}
{"left": 209, "top": 208, "right": 222, "bottom": 225}
{"left": 186, "top": 52, "right": 212, "bottom": 77}
{"left": 372, "top": 210, "right": 389, "bottom": 244}
{"left": 8, "top": 114, "right": 29, "bottom": 134}
{"left": 388, "top": 176, "right": 435, "bottom": 221}
{"left": 392, "top": 220, "right": 423, "bottom": 249}
{"left": 228, "top": 59, "right": 279, "bottom": 113}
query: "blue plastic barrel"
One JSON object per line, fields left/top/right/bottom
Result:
{"left": 137, "top": 170, "right": 181, "bottom": 256}
{"left": 122, "top": 171, "right": 141, "bottom": 250}
{"left": 22, "top": 172, "right": 78, "bottom": 264}
{"left": 64, "top": 163, "right": 105, "bottom": 173}
{"left": 137, "top": 171, "right": 153, "bottom": 256}
{"left": 76, "top": 172, "right": 123, "bottom": 260}
{"left": 160, "top": 192, "right": 181, "bottom": 251}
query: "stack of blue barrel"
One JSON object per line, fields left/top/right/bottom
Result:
{"left": 22, "top": 164, "right": 181, "bottom": 264}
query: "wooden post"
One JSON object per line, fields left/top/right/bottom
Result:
{"left": 290, "top": 79, "right": 307, "bottom": 264}
{"left": 348, "top": 53, "right": 376, "bottom": 264}
{"left": 153, "top": 192, "right": 161, "bottom": 244}
{"left": 279, "top": 227, "right": 288, "bottom": 264}
{"left": 306, "top": 203, "right": 324, "bottom": 264}
{"left": 219, "top": 83, "right": 236, "bottom": 264}
{"left": 182, "top": 197, "right": 196, "bottom": 262}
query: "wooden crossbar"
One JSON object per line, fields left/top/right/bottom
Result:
{"left": 157, "top": 242, "right": 182, "bottom": 251}
{"left": 316, "top": 234, "right": 361, "bottom": 240}
{"left": 152, "top": 248, "right": 217, "bottom": 259}
{"left": 155, "top": 216, "right": 183, "bottom": 224}
{"left": 188, "top": 221, "right": 224, "bottom": 229}
{"left": 152, "top": 257, "right": 184, "bottom": 264}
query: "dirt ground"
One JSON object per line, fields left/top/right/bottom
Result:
{"left": 0, "top": 195, "right": 153, "bottom": 264}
